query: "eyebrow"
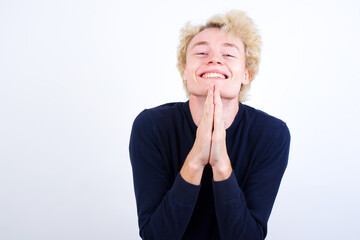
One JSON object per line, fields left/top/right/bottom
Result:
{"left": 190, "top": 41, "right": 209, "bottom": 50}
{"left": 223, "top": 43, "right": 241, "bottom": 52}
{"left": 190, "top": 41, "right": 241, "bottom": 52}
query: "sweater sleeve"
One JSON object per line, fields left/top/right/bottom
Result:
{"left": 129, "top": 110, "right": 200, "bottom": 240}
{"left": 212, "top": 123, "right": 290, "bottom": 240}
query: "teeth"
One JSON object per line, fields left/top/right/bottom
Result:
{"left": 202, "top": 72, "right": 226, "bottom": 79}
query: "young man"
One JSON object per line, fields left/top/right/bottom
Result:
{"left": 129, "top": 10, "right": 290, "bottom": 240}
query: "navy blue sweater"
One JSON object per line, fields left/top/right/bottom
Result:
{"left": 129, "top": 101, "right": 290, "bottom": 240}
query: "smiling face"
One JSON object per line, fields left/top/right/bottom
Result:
{"left": 184, "top": 28, "right": 250, "bottom": 100}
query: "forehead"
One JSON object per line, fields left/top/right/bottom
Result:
{"left": 188, "top": 28, "right": 244, "bottom": 50}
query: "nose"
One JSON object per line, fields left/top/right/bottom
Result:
{"left": 207, "top": 54, "right": 222, "bottom": 65}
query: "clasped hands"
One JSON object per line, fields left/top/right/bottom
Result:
{"left": 181, "top": 85, "right": 232, "bottom": 185}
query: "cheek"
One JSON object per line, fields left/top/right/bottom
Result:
{"left": 231, "top": 68, "right": 247, "bottom": 83}
{"left": 184, "top": 65, "right": 196, "bottom": 80}
{"left": 183, "top": 69, "right": 190, "bottom": 81}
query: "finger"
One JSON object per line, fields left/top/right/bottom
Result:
{"left": 214, "top": 84, "right": 220, "bottom": 105}
{"left": 203, "top": 85, "right": 214, "bottom": 125}
{"left": 214, "top": 85, "right": 223, "bottom": 118}
{"left": 208, "top": 84, "right": 214, "bottom": 107}
{"left": 213, "top": 85, "right": 224, "bottom": 135}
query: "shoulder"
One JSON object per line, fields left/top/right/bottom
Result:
{"left": 133, "top": 102, "right": 184, "bottom": 127}
{"left": 241, "top": 105, "right": 291, "bottom": 169}
{"left": 242, "top": 104, "right": 290, "bottom": 141}
{"left": 143, "top": 102, "right": 184, "bottom": 121}
{"left": 131, "top": 102, "right": 187, "bottom": 139}
{"left": 130, "top": 102, "right": 183, "bottom": 149}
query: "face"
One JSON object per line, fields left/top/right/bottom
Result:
{"left": 184, "top": 28, "right": 250, "bottom": 100}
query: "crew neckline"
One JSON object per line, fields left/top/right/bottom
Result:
{"left": 182, "top": 101, "right": 244, "bottom": 136}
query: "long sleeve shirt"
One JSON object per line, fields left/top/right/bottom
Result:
{"left": 129, "top": 101, "right": 290, "bottom": 240}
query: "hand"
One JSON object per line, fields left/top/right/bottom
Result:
{"left": 181, "top": 85, "right": 232, "bottom": 184}
{"left": 180, "top": 86, "right": 214, "bottom": 184}
{"left": 209, "top": 85, "right": 232, "bottom": 181}
{"left": 188, "top": 86, "right": 215, "bottom": 166}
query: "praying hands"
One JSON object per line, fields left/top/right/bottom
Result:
{"left": 180, "top": 84, "right": 232, "bottom": 185}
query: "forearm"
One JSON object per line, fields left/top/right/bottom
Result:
{"left": 137, "top": 173, "right": 200, "bottom": 240}
{"left": 212, "top": 156, "right": 232, "bottom": 181}
{"left": 212, "top": 172, "right": 264, "bottom": 240}
{"left": 130, "top": 110, "right": 201, "bottom": 240}
{"left": 180, "top": 152, "right": 205, "bottom": 185}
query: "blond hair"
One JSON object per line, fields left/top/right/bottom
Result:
{"left": 177, "top": 10, "right": 262, "bottom": 102}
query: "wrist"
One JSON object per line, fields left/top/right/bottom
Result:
{"left": 180, "top": 157, "right": 205, "bottom": 185}
{"left": 212, "top": 163, "right": 232, "bottom": 181}
{"left": 184, "top": 160, "right": 205, "bottom": 173}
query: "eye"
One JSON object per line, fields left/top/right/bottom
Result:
{"left": 196, "top": 52, "right": 207, "bottom": 56}
{"left": 224, "top": 54, "right": 234, "bottom": 58}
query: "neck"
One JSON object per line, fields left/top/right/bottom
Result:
{"left": 189, "top": 94, "right": 239, "bottom": 129}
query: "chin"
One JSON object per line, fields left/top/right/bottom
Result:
{"left": 189, "top": 90, "right": 208, "bottom": 98}
{"left": 187, "top": 85, "right": 208, "bottom": 97}
{"left": 220, "top": 93, "right": 239, "bottom": 100}
{"left": 219, "top": 89, "right": 241, "bottom": 100}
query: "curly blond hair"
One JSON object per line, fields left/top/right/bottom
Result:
{"left": 177, "top": 10, "right": 262, "bottom": 102}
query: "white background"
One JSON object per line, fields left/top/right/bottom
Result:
{"left": 1, "top": 0, "right": 359, "bottom": 239}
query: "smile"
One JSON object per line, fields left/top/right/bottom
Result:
{"left": 200, "top": 72, "right": 228, "bottom": 79}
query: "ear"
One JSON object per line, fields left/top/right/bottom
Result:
{"left": 241, "top": 69, "right": 250, "bottom": 85}
{"left": 183, "top": 65, "right": 187, "bottom": 82}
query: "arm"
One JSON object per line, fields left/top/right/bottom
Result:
{"left": 130, "top": 87, "right": 219, "bottom": 239}
{"left": 129, "top": 111, "right": 200, "bottom": 240}
{"left": 180, "top": 87, "right": 214, "bottom": 185}
{"left": 209, "top": 86, "right": 290, "bottom": 239}
{"left": 212, "top": 124, "right": 290, "bottom": 239}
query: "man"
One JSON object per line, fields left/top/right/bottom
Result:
{"left": 129, "top": 10, "right": 290, "bottom": 240}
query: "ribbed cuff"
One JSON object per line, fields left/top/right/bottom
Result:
{"left": 212, "top": 171, "right": 242, "bottom": 203}
{"left": 168, "top": 173, "right": 201, "bottom": 206}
